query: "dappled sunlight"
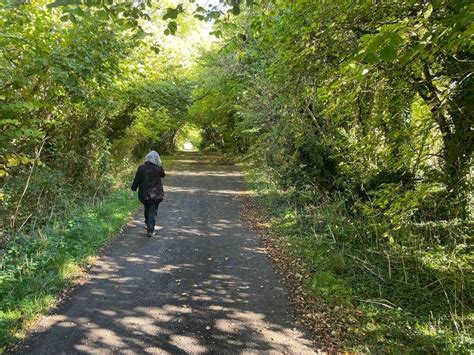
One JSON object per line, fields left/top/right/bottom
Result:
{"left": 170, "top": 334, "right": 207, "bottom": 353}
{"left": 242, "top": 246, "right": 268, "bottom": 254}
{"left": 27, "top": 256, "right": 313, "bottom": 352}
{"left": 165, "top": 185, "right": 252, "bottom": 197}
{"left": 168, "top": 170, "right": 243, "bottom": 177}
{"left": 171, "top": 159, "right": 203, "bottom": 164}
{"left": 20, "top": 154, "right": 315, "bottom": 354}
{"left": 209, "top": 189, "right": 253, "bottom": 196}
{"left": 150, "top": 264, "right": 194, "bottom": 274}
{"left": 165, "top": 186, "right": 205, "bottom": 194}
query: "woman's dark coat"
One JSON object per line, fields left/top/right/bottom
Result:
{"left": 131, "top": 162, "right": 166, "bottom": 203}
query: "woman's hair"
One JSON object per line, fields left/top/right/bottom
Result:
{"left": 144, "top": 150, "right": 162, "bottom": 166}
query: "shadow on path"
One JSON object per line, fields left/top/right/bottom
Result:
{"left": 18, "top": 153, "right": 316, "bottom": 354}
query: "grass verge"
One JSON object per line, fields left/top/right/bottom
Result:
{"left": 243, "top": 163, "right": 473, "bottom": 353}
{"left": 0, "top": 188, "right": 140, "bottom": 351}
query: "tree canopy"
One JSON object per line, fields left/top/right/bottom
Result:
{"left": 0, "top": 0, "right": 472, "bottom": 352}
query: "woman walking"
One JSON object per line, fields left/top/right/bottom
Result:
{"left": 131, "top": 151, "right": 166, "bottom": 237}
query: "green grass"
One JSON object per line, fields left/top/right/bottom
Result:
{"left": 243, "top": 163, "right": 473, "bottom": 353}
{"left": 0, "top": 189, "right": 140, "bottom": 350}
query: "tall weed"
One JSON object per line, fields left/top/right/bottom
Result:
{"left": 244, "top": 162, "right": 473, "bottom": 353}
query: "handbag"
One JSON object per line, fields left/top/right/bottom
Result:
{"left": 144, "top": 184, "right": 164, "bottom": 202}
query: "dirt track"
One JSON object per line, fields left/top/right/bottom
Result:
{"left": 18, "top": 154, "right": 315, "bottom": 354}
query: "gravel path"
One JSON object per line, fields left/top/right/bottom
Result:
{"left": 18, "top": 154, "right": 315, "bottom": 354}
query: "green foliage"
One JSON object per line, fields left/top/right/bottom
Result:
{"left": 175, "top": 124, "right": 203, "bottom": 151}
{"left": 189, "top": 1, "right": 474, "bottom": 351}
{"left": 310, "top": 271, "right": 353, "bottom": 307}
{"left": 245, "top": 163, "right": 473, "bottom": 353}
{"left": 0, "top": 187, "right": 140, "bottom": 350}
{"left": 0, "top": 0, "right": 194, "bottom": 242}
{"left": 191, "top": 0, "right": 473, "bottom": 217}
{"left": 1, "top": 0, "right": 472, "bottom": 352}
{"left": 44, "top": 0, "right": 252, "bottom": 35}
{"left": 0, "top": 4, "right": 196, "bottom": 347}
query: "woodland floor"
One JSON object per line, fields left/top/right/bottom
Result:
{"left": 16, "top": 153, "right": 316, "bottom": 354}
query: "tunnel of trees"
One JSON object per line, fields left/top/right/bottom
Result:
{"left": 0, "top": 0, "right": 472, "bottom": 352}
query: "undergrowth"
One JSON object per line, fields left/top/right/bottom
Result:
{"left": 0, "top": 162, "right": 142, "bottom": 351}
{"left": 244, "top": 163, "right": 473, "bottom": 353}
